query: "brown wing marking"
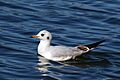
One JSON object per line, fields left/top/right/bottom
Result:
{"left": 77, "top": 45, "right": 89, "bottom": 51}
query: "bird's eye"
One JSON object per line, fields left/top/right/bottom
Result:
{"left": 47, "top": 37, "right": 49, "bottom": 40}
{"left": 41, "top": 34, "right": 44, "bottom": 36}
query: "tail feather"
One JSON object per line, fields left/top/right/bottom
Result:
{"left": 85, "top": 40, "right": 105, "bottom": 49}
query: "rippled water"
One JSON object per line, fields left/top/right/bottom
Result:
{"left": 0, "top": 0, "right": 120, "bottom": 80}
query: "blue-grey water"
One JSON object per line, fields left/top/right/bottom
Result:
{"left": 0, "top": 0, "right": 120, "bottom": 80}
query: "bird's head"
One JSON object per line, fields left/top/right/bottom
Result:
{"left": 32, "top": 30, "right": 52, "bottom": 41}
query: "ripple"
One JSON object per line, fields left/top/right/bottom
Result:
{"left": 0, "top": 1, "right": 37, "bottom": 12}
{"left": 70, "top": 5, "right": 116, "bottom": 15}
{"left": 105, "top": 17, "right": 120, "bottom": 25}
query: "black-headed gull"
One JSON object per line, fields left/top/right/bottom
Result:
{"left": 32, "top": 30, "right": 105, "bottom": 61}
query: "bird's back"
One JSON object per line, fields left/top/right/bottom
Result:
{"left": 49, "top": 46, "right": 74, "bottom": 56}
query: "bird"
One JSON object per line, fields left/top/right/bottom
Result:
{"left": 32, "top": 30, "right": 105, "bottom": 61}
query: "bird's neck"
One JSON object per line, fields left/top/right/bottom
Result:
{"left": 38, "top": 40, "right": 51, "bottom": 53}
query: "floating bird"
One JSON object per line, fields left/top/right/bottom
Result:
{"left": 32, "top": 30, "right": 105, "bottom": 61}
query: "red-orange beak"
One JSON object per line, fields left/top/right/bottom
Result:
{"left": 31, "top": 35, "right": 39, "bottom": 38}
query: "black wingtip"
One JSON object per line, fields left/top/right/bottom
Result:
{"left": 85, "top": 40, "right": 105, "bottom": 49}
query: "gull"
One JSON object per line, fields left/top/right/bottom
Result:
{"left": 32, "top": 30, "right": 105, "bottom": 61}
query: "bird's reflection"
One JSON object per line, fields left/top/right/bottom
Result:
{"left": 36, "top": 56, "right": 51, "bottom": 72}
{"left": 36, "top": 52, "right": 111, "bottom": 72}
{"left": 36, "top": 56, "right": 65, "bottom": 72}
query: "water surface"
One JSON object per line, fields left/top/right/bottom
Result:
{"left": 0, "top": 0, "right": 120, "bottom": 80}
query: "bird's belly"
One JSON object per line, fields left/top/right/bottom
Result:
{"left": 50, "top": 56, "right": 72, "bottom": 61}
{"left": 39, "top": 52, "right": 72, "bottom": 61}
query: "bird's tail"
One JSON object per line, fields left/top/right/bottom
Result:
{"left": 85, "top": 40, "right": 105, "bottom": 50}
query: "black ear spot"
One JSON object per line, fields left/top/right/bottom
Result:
{"left": 41, "top": 34, "right": 44, "bottom": 36}
{"left": 47, "top": 37, "right": 49, "bottom": 40}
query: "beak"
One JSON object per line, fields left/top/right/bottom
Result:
{"left": 31, "top": 35, "right": 39, "bottom": 38}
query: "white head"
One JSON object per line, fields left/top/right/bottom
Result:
{"left": 32, "top": 30, "right": 52, "bottom": 41}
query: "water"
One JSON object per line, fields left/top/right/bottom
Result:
{"left": 0, "top": 0, "right": 120, "bottom": 80}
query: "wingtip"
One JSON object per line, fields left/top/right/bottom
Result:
{"left": 85, "top": 40, "right": 105, "bottom": 49}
